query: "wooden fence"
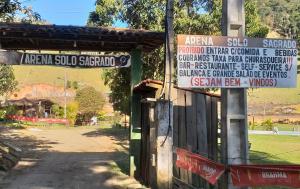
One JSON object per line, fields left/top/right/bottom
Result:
{"left": 172, "top": 88, "right": 220, "bottom": 189}
{"left": 134, "top": 81, "right": 220, "bottom": 189}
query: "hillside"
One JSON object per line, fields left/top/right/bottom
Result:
{"left": 13, "top": 65, "right": 109, "bottom": 92}
{"left": 248, "top": 75, "right": 300, "bottom": 105}
{"left": 249, "top": 0, "right": 300, "bottom": 116}
{"left": 255, "top": 0, "right": 299, "bottom": 43}
{"left": 248, "top": 58, "right": 300, "bottom": 115}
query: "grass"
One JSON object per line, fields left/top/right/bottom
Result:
{"left": 252, "top": 123, "right": 300, "bottom": 131}
{"left": 249, "top": 134, "right": 300, "bottom": 189}
{"left": 1, "top": 120, "right": 115, "bottom": 130}
{"left": 13, "top": 65, "right": 109, "bottom": 92}
{"left": 249, "top": 135, "right": 300, "bottom": 164}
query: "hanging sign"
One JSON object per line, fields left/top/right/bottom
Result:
{"left": 230, "top": 165, "right": 300, "bottom": 188}
{"left": 177, "top": 35, "right": 298, "bottom": 88}
{"left": 0, "top": 51, "right": 131, "bottom": 68}
{"left": 176, "top": 148, "right": 225, "bottom": 185}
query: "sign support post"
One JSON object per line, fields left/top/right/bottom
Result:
{"left": 221, "top": 0, "right": 249, "bottom": 189}
{"left": 129, "top": 48, "right": 142, "bottom": 178}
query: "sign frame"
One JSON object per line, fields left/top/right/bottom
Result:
{"left": 177, "top": 34, "right": 298, "bottom": 88}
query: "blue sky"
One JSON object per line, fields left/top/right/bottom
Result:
{"left": 23, "top": 0, "right": 96, "bottom": 26}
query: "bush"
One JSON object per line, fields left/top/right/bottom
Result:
{"left": 0, "top": 110, "right": 6, "bottom": 120}
{"left": 261, "top": 119, "right": 274, "bottom": 131}
{"left": 16, "top": 110, "right": 23, "bottom": 116}
{"left": 67, "top": 102, "right": 79, "bottom": 126}
{"left": 51, "top": 104, "right": 64, "bottom": 118}
{"left": 5, "top": 105, "right": 17, "bottom": 115}
{"left": 249, "top": 121, "right": 258, "bottom": 130}
{"left": 75, "top": 86, "right": 105, "bottom": 117}
{"left": 97, "top": 111, "right": 107, "bottom": 121}
{"left": 112, "top": 112, "right": 122, "bottom": 125}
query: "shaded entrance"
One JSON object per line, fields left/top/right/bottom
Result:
{"left": 0, "top": 22, "right": 165, "bottom": 180}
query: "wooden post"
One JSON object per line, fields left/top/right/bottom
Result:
{"left": 130, "top": 48, "right": 142, "bottom": 178}
{"left": 221, "top": 0, "right": 249, "bottom": 189}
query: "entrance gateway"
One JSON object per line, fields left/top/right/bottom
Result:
{"left": 0, "top": 22, "right": 165, "bottom": 179}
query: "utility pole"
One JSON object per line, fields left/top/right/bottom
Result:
{"left": 165, "top": 0, "right": 174, "bottom": 99}
{"left": 153, "top": 1, "right": 174, "bottom": 188}
{"left": 221, "top": 1, "right": 248, "bottom": 189}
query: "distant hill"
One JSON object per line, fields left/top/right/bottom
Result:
{"left": 12, "top": 66, "right": 114, "bottom": 114}
{"left": 13, "top": 65, "right": 109, "bottom": 92}
{"left": 255, "top": 0, "right": 299, "bottom": 42}
{"left": 249, "top": 0, "right": 299, "bottom": 114}
{"left": 248, "top": 42, "right": 300, "bottom": 115}
{"left": 248, "top": 75, "right": 300, "bottom": 105}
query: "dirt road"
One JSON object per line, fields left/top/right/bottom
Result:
{"left": 0, "top": 126, "right": 144, "bottom": 189}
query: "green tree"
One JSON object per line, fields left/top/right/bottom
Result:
{"left": 87, "top": 0, "right": 121, "bottom": 27}
{"left": 103, "top": 68, "right": 130, "bottom": 115}
{"left": 51, "top": 104, "right": 64, "bottom": 118}
{"left": 245, "top": 1, "right": 269, "bottom": 38}
{"left": 0, "top": 65, "right": 17, "bottom": 96}
{"left": 256, "top": 0, "right": 299, "bottom": 42}
{"left": 0, "top": 0, "right": 41, "bottom": 22}
{"left": 90, "top": 0, "right": 268, "bottom": 114}
{"left": 0, "top": 0, "right": 42, "bottom": 98}
{"left": 75, "top": 86, "right": 105, "bottom": 119}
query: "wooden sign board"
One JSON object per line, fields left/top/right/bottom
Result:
{"left": 177, "top": 35, "right": 298, "bottom": 88}
{"left": 0, "top": 51, "right": 131, "bottom": 68}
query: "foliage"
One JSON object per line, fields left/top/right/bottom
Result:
{"left": 245, "top": 1, "right": 269, "bottom": 38}
{"left": 66, "top": 80, "right": 79, "bottom": 90}
{"left": 249, "top": 121, "right": 259, "bottom": 130}
{"left": 87, "top": 0, "right": 121, "bottom": 27}
{"left": 72, "top": 81, "right": 79, "bottom": 90}
{"left": 16, "top": 109, "right": 23, "bottom": 116}
{"left": 261, "top": 119, "right": 274, "bottom": 131}
{"left": 0, "top": 110, "right": 6, "bottom": 120}
{"left": 66, "top": 101, "right": 79, "bottom": 126}
{"left": 90, "top": 0, "right": 268, "bottom": 114}
{"left": 51, "top": 104, "right": 64, "bottom": 118}
{"left": 112, "top": 112, "right": 122, "bottom": 127}
{"left": 75, "top": 86, "right": 105, "bottom": 118}
{"left": 97, "top": 110, "right": 107, "bottom": 121}
{"left": 0, "top": 65, "right": 17, "bottom": 96}
{"left": 103, "top": 68, "right": 130, "bottom": 115}
{"left": 0, "top": 0, "right": 41, "bottom": 23}
{"left": 4, "top": 105, "right": 17, "bottom": 115}
{"left": 0, "top": 0, "right": 42, "bottom": 99}
{"left": 256, "top": 0, "right": 300, "bottom": 45}
{"left": 67, "top": 80, "right": 72, "bottom": 89}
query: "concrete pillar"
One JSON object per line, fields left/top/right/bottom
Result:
{"left": 221, "top": 0, "right": 249, "bottom": 189}
{"left": 156, "top": 100, "right": 173, "bottom": 189}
